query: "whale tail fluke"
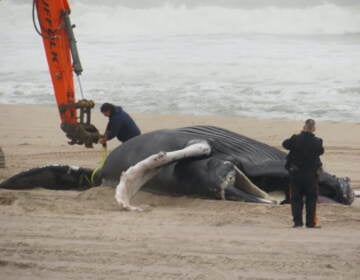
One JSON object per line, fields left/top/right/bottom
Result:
{"left": 0, "top": 165, "right": 96, "bottom": 190}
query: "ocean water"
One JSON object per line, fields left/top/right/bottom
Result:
{"left": 1, "top": 0, "right": 360, "bottom": 122}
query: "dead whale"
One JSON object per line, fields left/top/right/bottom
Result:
{"left": 0, "top": 126, "right": 354, "bottom": 210}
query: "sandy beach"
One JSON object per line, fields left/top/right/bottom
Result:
{"left": 0, "top": 104, "right": 359, "bottom": 280}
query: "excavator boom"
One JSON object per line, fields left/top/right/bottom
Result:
{"left": 34, "top": 0, "right": 100, "bottom": 147}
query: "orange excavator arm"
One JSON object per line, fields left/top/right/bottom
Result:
{"left": 33, "top": 0, "right": 100, "bottom": 148}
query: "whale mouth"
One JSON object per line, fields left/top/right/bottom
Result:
{"left": 225, "top": 165, "right": 278, "bottom": 204}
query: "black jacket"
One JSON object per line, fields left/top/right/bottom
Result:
{"left": 105, "top": 106, "right": 141, "bottom": 142}
{"left": 282, "top": 131, "right": 324, "bottom": 172}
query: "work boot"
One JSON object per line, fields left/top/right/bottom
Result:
{"left": 293, "top": 223, "right": 303, "bottom": 228}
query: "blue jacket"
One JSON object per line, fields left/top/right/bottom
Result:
{"left": 105, "top": 106, "right": 141, "bottom": 142}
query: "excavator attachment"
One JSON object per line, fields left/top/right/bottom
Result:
{"left": 60, "top": 100, "right": 100, "bottom": 148}
{"left": 33, "top": 0, "right": 101, "bottom": 148}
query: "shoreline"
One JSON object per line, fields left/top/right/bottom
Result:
{"left": 2, "top": 102, "right": 360, "bottom": 124}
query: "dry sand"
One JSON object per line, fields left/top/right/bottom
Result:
{"left": 0, "top": 104, "right": 359, "bottom": 280}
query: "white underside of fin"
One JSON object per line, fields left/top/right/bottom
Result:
{"left": 115, "top": 140, "right": 211, "bottom": 211}
{"left": 233, "top": 165, "right": 277, "bottom": 203}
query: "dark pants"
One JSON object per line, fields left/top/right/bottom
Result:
{"left": 289, "top": 170, "right": 319, "bottom": 227}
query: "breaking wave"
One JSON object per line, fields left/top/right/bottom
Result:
{"left": 2, "top": 0, "right": 360, "bottom": 36}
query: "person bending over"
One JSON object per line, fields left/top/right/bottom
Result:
{"left": 99, "top": 103, "right": 141, "bottom": 145}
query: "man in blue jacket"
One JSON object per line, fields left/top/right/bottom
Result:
{"left": 99, "top": 103, "right": 141, "bottom": 145}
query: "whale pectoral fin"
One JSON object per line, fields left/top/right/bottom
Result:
{"left": 232, "top": 166, "right": 277, "bottom": 204}
{"left": 115, "top": 140, "right": 211, "bottom": 210}
{"left": 115, "top": 168, "right": 160, "bottom": 211}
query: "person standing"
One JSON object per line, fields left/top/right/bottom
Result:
{"left": 282, "top": 119, "right": 324, "bottom": 228}
{"left": 99, "top": 103, "right": 141, "bottom": 145}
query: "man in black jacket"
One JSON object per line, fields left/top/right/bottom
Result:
{"left": 99, "top": 103, "right": 141, "bottom": 145}
{"left": 282, "top": 119, "right": 324, "bottom": 228}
